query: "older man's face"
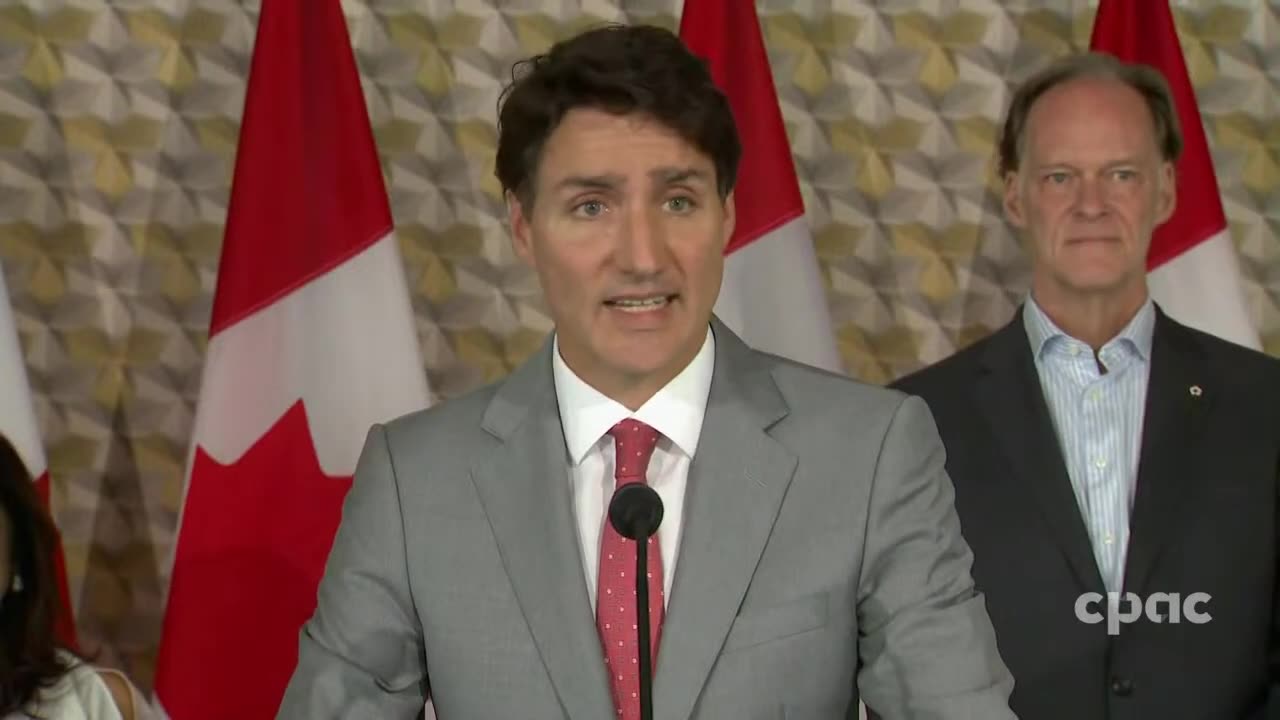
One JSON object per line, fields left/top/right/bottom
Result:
{"left": 1004, "top": 76, "right": 1176, "bottom": 306}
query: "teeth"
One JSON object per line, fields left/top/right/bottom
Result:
{"left": 611, "top": 296, "right": 669, "bottom": 310}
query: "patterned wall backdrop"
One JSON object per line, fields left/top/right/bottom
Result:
{"left": 0, "top": 0, "right": 1275, "bottom": 691}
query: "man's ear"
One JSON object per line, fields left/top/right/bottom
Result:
{"left": 1003, "top": 171, "right": 1027, "bottom": 229}
{"left": 720, "top": 190, "right": 736, "bottom": 250}
{"left": 1155, "top": 160, "right": 1177, "bottom": 225}
{"left": 508, "top": 190, "right": 534, "bottom": 265}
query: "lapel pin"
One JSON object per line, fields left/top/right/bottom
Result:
{"left": 1189, "top": 385, "right": 1202, "bottom": 397}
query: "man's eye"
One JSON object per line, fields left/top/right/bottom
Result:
{"left": 668, "top": 197, "right": 689, "bottom": 211}
{"left": 575, "top": 200, "right": 605, "bottom": 216}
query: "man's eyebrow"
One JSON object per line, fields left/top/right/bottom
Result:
{"left": 553, "top": 173, "right": 625, "bottom": 192}
{"left": 650, "top": 167, "right": 710, "bottom": 184}
{"left": 549, "top": 168, "right": 711, "bottom": 192}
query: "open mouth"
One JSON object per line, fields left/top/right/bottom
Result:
{"left": 604, "top": 294, "right": 678, "bottom": 313}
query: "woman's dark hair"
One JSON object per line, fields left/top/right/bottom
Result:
{"left": 0, "top": 433, "right": 73, "bottom": 715}
{"left": 495, "top": 23, "right": 741, "bottom": 209}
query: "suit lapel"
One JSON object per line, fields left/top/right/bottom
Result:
{"left": 652, "top": 321, "right": 797, "bottom": 720}
{"left": 975, "top": 316, "right": 1107, "bottom": 594}
{"left": 1122, "top": 310, "right": 1212, "bottom": 596}
{"left": 469, "top": 342, "right": 614, "bottom": 720}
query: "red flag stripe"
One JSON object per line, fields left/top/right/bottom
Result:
{"left": 210, "top": 0, "right": 392, "bottom": 336}
{"left": 679, "top": 0, "right": 805, "bottom": 255}
{"left": 1089, "top": 0, "right": 1228, "bottom": 269}
{"left": 679, "top": 0, "right": 843, "bottom": 375}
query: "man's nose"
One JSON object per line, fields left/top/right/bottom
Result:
{"left": 616, "top": 206, "right": 664, "bottom": 273}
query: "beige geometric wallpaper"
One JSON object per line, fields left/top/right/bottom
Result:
{"left": 0, "top": 0, "right": 1275, "bottom": 692}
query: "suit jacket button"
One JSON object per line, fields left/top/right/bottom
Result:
{"left": 1110, "top": 676, "right": 1134, "bottom": 696}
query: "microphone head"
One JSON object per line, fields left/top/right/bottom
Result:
{"left": 608, "top": 483, "right": 664, "bottom": 540}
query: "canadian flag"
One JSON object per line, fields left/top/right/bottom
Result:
{"left": 153, "top": 0, "right": 430, "bottom": 717}
{"left": 1091, "top": 0, "right": 1260, "bottom": 349}
{"left": 0, "top": 260, "right": 77, "bottom": 647}
{"left": 679, "top": 0, "right": 843, "bottom": 374}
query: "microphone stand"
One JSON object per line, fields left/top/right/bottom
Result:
{"left": 608, "top": 483, "right": 663, "bottom": 720}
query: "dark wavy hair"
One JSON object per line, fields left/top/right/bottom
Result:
{"left": 0, "top": 433, "right": 73, "bottom": 715}
{"left": 494, "top": 23, "right": 741, "bottom": 209}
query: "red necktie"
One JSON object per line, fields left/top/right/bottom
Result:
{"left": 596, "top": 418, "right": 664, "bottom": 719}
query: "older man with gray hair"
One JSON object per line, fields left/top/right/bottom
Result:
{"left": 894, "top": 51, "right": 1280, "bottom": 719}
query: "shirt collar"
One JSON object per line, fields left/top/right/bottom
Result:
{"left": 552, "top": 325, "right": 715, "bottom": 465}
{"left": 1023, "top": 292, "right": 1156, "bottom": 363}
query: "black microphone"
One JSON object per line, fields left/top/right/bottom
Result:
{"left": 607, "top": 483, "right": 664, "bottom": 720}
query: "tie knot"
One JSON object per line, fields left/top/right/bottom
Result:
{"left": 608, "top": 419, "right": 660, "bottom": 482}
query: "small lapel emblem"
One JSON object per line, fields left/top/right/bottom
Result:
{"left": 1189, "top": 384, "right": 1202, "bottom": 397}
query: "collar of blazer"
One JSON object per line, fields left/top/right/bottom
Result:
{"left": 975, "top": 302, "right": 1213, "bottom": 597}
{"left": 469, "top": 314, "right": 800, "bottom": 720}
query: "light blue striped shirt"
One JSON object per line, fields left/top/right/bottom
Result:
{"left": 1023, "top": 295, "right": 1155, "bottom": 594}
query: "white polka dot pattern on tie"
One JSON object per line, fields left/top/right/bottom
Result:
{"left": 595, "top": 418, "right": 664, "bottom": 720}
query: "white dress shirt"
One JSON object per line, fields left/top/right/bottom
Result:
{"left": 551, "top": 326, "right": 715, "bottom": 613}
{"left": 1023, "top": 294, "right": 1154, "bottom": 594}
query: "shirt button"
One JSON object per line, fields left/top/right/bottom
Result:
{"left": 1095, "top": 457, "right": 1108, "bottom": 469}
{"left": 1110, "top": 676, "right": 1134, "bottom": 696}
{"left": 1087, "top": 389, "right": 1101, "bottom": 402}
{"left": 1104, "top": 533, "right": 1114, "bottom": 545}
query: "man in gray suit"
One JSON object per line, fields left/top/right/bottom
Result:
{"left": 277, "top": 23, "right": 1015, "bottom": 720}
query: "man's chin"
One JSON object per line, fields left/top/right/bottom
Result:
{"left": 1054, "top": 264, "right": 1143, "bottom": 294}
{"left": 606, "top": 355, "right": 677, "bottom": 380}
{"left": 602, "top": 341, "right": 693, "bottom": 378}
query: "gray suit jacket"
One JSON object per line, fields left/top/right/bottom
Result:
{"left": 277, "top": 319, "right": 1016, "bottom": 719}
